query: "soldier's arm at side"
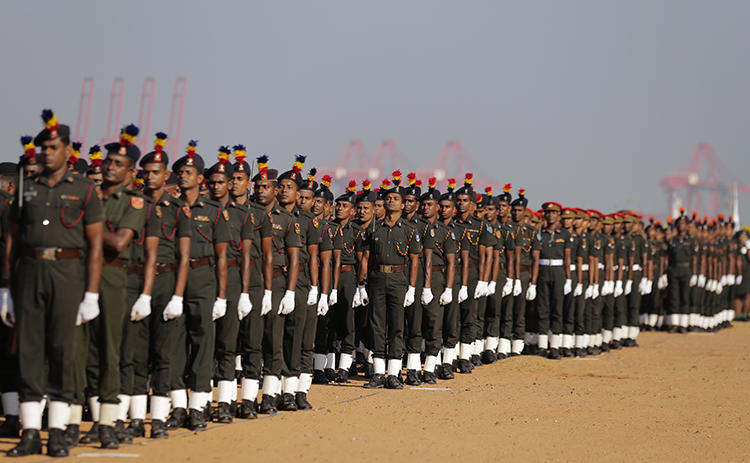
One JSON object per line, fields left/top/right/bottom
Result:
{"left": 445, "top": 252, "right": 456, "bottom": 288}
{"left": 461, "top": 249, "right": 469, "bottom": 286}
{"left": 332, "top": 249, "right": 342, "bottom": 291}
{"left": 409, "top": 252, "right": 419, "bottom": 287}
{"left": 320, "top": 249, "right": 332, "bottom": 295}
{"left": 241, "top": 238, "right": 252, "bottom": 293}
{"left": 262, "top": 236, "right": 273, "bottom": 291}
{"left": 358, "top": 251, "right": 369, "bottom": 285}
{"left": 286, "top": 247, "right": 300, "bottom": 291}
{"left": 564, "top": 247, "right": 572, "bottom": 280}
{"left": 505, "top": 247, "right": 515, "bottom": 280}
{"left": 491, "top": 249, "right": 500, "bottom": 284}
{"left": 423, "top": 248, "right": 433, "bottom": 289}
{"left": 478, "top": 244, "right": 487, "bottom": 282}
{"left": 531, "top": 249, "right": 540, "bottom": 285}
{"left": 308, "top": 243, "right": 319, "bottom": 287}
{"left": 103, "top": 227, "right": 136, "bottom": 253}
{"left": 174, "top": 237, "right": 191, "bottom": 297}
{"left": 142, "top": 236, "right": 158, "bottom": 296}
{"left": 85, "top": 222, "right": 104, "bottom": 293}
{"left": 214, "top": 242, "right": 228, "bottom": 299}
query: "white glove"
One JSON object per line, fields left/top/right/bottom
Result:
{"left": 689, "top": 275, "right": 698, "bottom": 287}
{"left": 563, "top": 279, "right": 572, "bottom": 295}
{"left": 212, "top": 298, "right": 227, "bottom": 321}
{"left": 638, "top": 278, "right": 648, "bottom": 295}
{"left": 502, "top": 278, "right": 513, "bottom": 297}
{"left": 742, "top": 246, "right": 748, "bottom": 255}
{"left": 474, "top": 281, "right": 488, "bottom": 299}
{"left": 584, "top": 285, "right": 593, "bottom": 300}
{"left": 307, "top": 286, "right": 319, "bottom": 306}
{"left": 317, "top": 294, "right": 329, "bottom": 316}
{"left": 439, "top": 287, "right": 453, "bottom": 306}
{"left": 329, "top": 289, "right": 338, "bottom": 306}
{"left": 720, "top": 275, "right": 727, "bottom": 287}
{"left": 624, "top": 280, "right": 633, "bottom": 295}
{"left": 238, "top": 293, "right": 252, "bottom": 320}
{"left": 727, "top": 274, "right": 736, "bottom": 286}
{"left": 574, "top": 283, "right": 583, "bottom": 297}
{"left": 513, "top": 279, "right": 522, "bottom": 297}
{"left": 737, "top": 275, "right": 743, "bottom": 285}
{"left": 716, "top": 281, "right": 723, "bottom": 295}
{"left": 358, "top": 285, "right": 369, "bottom": 306}
{"left": 404, "top": 286, "right": 416, "bottom": 307}
{"left": 658, "top": 274, "right": 668, "bottom": 289}
{"left": 591, "top": 284, "right": 600, "bottom": 299}
{"left": 163, "top": 295, "right": 183, "bottom": 321}
{"left": 698, "top": 274, "right": 706, "bottom": 288}
{"left": 487, "top": 281, "right": 496, "bottom": 296}
{"left": 76, "top": 292, "right": 100, "bottom": 326}
{"left": 261, "top": 290, "right": 273, "bottom": 316}
{"left": 458, "top": 285, "right": 469, "bottom": 303}
{"left": 525, "top": 283, "right": 537, "bottom": 301}
{"left": 614, "top": 280, "right": 624, "bottom": 298}
{"left": 601, "top": 280, "right": 612, "bottom": 296}
{"left": 278, "top": 290, "right": 295, "bottom": 315}
{"left": 707, "top": 279, "right": 715, "bottom": 292}
{"left": 421, "top": 287, "right": 433, "bottom": 305}
{"left": 0, "top": 288, "right": 14, "bottom": 328}
{"left": 130, "top": 294, "right": 152, "bottom": 322}
{"left": 646, "top": 280, "right": 653, "bottom": 293}
{"left": 352, "top": 287, "right": 362, "bottom": 308}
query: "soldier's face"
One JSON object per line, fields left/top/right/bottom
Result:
{"left": 102, "top": 154, "right": 134, "bottom": 185}
{"left": 297, "top": 189, "right": 314, "bottom": 211}
{"left": 254, "top": 179, "right": 276, "bottom": 206}
{"left": 23, "top": 163, "right": 43, "bottom": 178}
{"left": 677, "top": 218, "right": 687, "bottom": 233}
{"left": 625, "top": 221, "right": 633, "bottom": 233}
{"left": 356, "top": 201, "right": 374, "bottom": 223}
{"left": 166, "top": 184, "right": 181, "bottom": 199}
{"left": 589, "top": 218, "right": 599, "bottom": 232}
{"left": 545, "top": 210, "right": 560, "bottom": 225}
{"left": 404, "top": 196, "right": 418, "bottom": 215}
{"left": 40, "top": 138, "right": 70, "bottom": 173}
{"left": 562, "top": 217, "right": 573, "bottom": 229}
{"left": 231, "top": 172, "right": 249, "bottom": 198}
{"left": 336, "top": 200, "right": 354, "bottom": 220}
{"left": 511, "top": 205, "right": 525, "bottom": 223}
{"left": 312, "top": 198, "right": 327, "bottom": 217}
{"left": 603, "top": 224, "right": 614, "bottom": 235}
{"left": 385, "top": 193, "right": 404, "bottom": 213}
{"left": 142, "top": 163, "right": 168, "bottom": 190}
{"left": 278, "top": 179, "right": 298, "bottom": 205}
{"left": 374, "top": 200, "right": 385, "bottom": 219}
{"left": 498, "top": 201, "right": 510, "bottom": 218}
{"left": 455, "top": 194, "right": 472, "bottom": 214}
{"left": 177, "top": 166, "right": 202, "bottom": 191}
{"left": 420, "top": 199, "right": 438, "bottom": 220}
{"left": 438, "top": 200, "right": 454, "bottom": 221}
{"left": 208, "top": 173, "right": 230, "bottom": 200}
{"left": 484, "top": 205, "right": 498, "bottom": 222}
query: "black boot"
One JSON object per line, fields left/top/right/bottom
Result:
{"left": 127, "top": 418, "right": 146, "bottom": 438}
{"left": 215, "top": 402, "right": 233, "bottom": 423}
{"left": 7, "top": 429, "right": 42, "bottom": 457}
{"left": 150, "top": 419, "right": 168, "bottom": 439}
{"left": 79, "top": 422, "right": 99, "bottom": 444}
{"left": 548, "top": 348, "right": 562, "bottom": 360}
{"left": 385, "top": 375, "right": 403, "bottom": 390}
{"left": 114, "top": 420, "right": 132, "bottom": 444}
{"left": 334, "top": 369, "right": 349, "bottom": 383}
{"left": 421, "top": 371, "right": 437, "bottom": 384}
{"left": 47, "top": 428, "right": 70, "bottom": 457}
{"left": 405, "top": 369, "right": 421, "bottom": 386}
{"left": 258, "top": 395, "right": 278, "bottom": 415}
{"left": 279, "top": 393, "right": 297, "bottom": 412}
{"left": 295, "top": 392, "right": 312, "bottom": 410}
{"left": 64, "top": 423, "right": 79, "bottom": 448}
{"left": 0, "top": 415, "right": 20, "bottom": 438}
{"left": 457, "top": 359, "right": 473, "bottom": 374}
{"left": 363, "top": 373, "right": 385, "bottom": 389}
{"left": 188, "top": 409, "right": 207, "bottom": 431}
{"left": 312, "top": 370, "right": 329, "bottom": 385}
{"left": 470, "top": 354, "right": 482, "bottom": 366}
{"left": 165, "top": 407, "right": 187, "bottom": 430}
{"left": 239, "top": 400, "right": 258, "bottom": 419}
{"left": 438, "top": 364, "right": 454, "bottom": 380}
{"left": 324, "top": 368, "right": 336, "bottom": 383}
{"left": 98, "top": 424, "right": 119, "bottom": 449}
{"left": 481, "top": 350, "right": 497, "bottom": 364}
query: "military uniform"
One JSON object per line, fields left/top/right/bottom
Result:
{"left": 667, "top": 231, "right": 694, "bottom": 331}
{"left": 510, "top": 220, "right": 534, "bottom": 352}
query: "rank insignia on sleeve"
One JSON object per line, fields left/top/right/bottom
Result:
{"left": 183, "top": 206, "right": 191, "bottom": 218}
{"left": 294, "top": 222, "right": 301, "bottom": 235}
{"left": 312, "top": 217, "right": 319, "bottom": 228}
{"left": 222, "top": 210, "right": 230, "bottom": 221}
{"left": 250, "top": 214, "right": 255, "bottom": 225}
{"left": 130, "top": 197, "right": 144, "bottom": 210}
{"left": 155, "top": 205, "right": 162, "bottom": 217}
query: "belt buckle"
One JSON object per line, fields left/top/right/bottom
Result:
{"left": 40, "top": 247, "right": 58, "bottom": 261}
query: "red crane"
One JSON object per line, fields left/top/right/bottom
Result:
{"left": 102, "top": 77, "right": 124, "bottom": 143}
{"left": 74, "top": 77, "right": 94, "bottom": 146}
{"left": 167, "top": 78, "right": 187, "bottom": 159}
{"left": 137, "top": 77, "right": 155, "bottom": 152}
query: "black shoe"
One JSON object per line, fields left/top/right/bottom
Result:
{"left": 611, "top": 340, "right": 622, "bottom": 350}
{"left": 127, "top": 419, "right": 145, "bottom": 438}
{"left": 150, "top": 420, "right": 168, "bottom": 439}
{"left": 548, "top": 348, "right": 561, "bottom": 360}
{"left": 79, "top": 423, "right": 99, "bottom": 444}
{"left": 591, "top": 346, "right": 602, "bottom": 355}
{"left": 668, "top": 326, "right": 680, "bottom": 333}
{"left": 421, "top": 371, "right": 437, "bottom": 384}
{"left": 7, "top": 429, "right": 42, "bottom": 457}
{"left": 679, "top": 326, "right": 688, "bottom": 333}
{"left": 457, "top": 359, "right": 473, "bottom": 374}
{"left": 258, "top": 395, "right": 278, "bottom": 415}
{"left": 574, "top": 348, "right": 587, "bottom": 358}
{"left": 334, "top": 369, "right": 349, "bottom": 383}
{"left": 348, "top": 365, "right": 359, "bottom": 378}
{"left": 438, "top": 364, "right": 454, "bottom": 380}
{"left": 470, "top": 354, "right": 482, "bottom": 366}
{"left": 279, "top": 393, "right": 297, "bottom": 412}
{"left": 385, "top": 375, "right": 403, "bottom": 389}
{"left": 239, "top": 400, "right": 258, "bottom": 419}
{"left": 363, "top": 374, "right": 386, "bottom": 389}
{"left": 215, "top": 402, "right": 233, "bottom": 423}
{"left": 363, "top": 363, "right": 375, "bottom": 379}
{"left": 586, "top": 346, "right": 595, "bottom": 355}
{"left": 324, "top": 368, "right": 336, "bottom": 383}
{"left": 623, "top": 338, "right": 637, "bottom": 347}
{"left": 312, "top": 370, "right": 329, "bottom": 385}
{"left": 562, "top": 348, "right": 574, "bottom": 358}
{"left": 114, "top": 420, "right": 132, "bottom": 444}
{"left": 481, "top": 350, "right": 497, "bottom": 364}
{"left": 404, "top": 369, "right": 421, "bottom": 385}
{"left": 98, "top": 424, "right": 119, "bottom": 449}
{"left": 0, "top": 415, "right": 20, "bottom": 438}
{"left": 188, "top": 409, "right": 207, "bottom": 431}
{"left": 600, "top": 343, "right": 610, "bottom": 353}
{"left": 47, "top": 428, "right": 70, "bottom": 457}
{"left": 537, "top": 348, "right": 548, "bottom": 358}
{"left": 230, "top": 401, "right": 239, "bottom": 418}
{"left": 295, "top": 392, "right": 312, "bottom": 410}
{"left": 165, "top": 407, "right": 187, "bottom": 430}
{"left": 64, "top": 424, "right": 79, "bottom": 448}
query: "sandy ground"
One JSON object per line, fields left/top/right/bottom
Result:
{"left": 2, "top": 322, "right": 749, "bottom": 462}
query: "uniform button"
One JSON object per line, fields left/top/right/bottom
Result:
{"left": 42, "top": 219, "right": 50, "bottom": 226}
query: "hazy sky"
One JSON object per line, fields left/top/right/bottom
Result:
{"left": 2, "top": 1, "right": 748, "bottom": 219}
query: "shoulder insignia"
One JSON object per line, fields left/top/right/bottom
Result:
{"left": 155, "top": 205, "right": 162, "bottom": 217}
{"left": 250, "top": 213, "right": 256, "bottom": 224}
{"left": 430, "top": 228, "right": 435, "bottom": 238}
{"left": 294, "top": 222, "right": 301, "bottom": 235}
{"left": 130, "top": 196, "right": 144, "bottom": 210}
{"left": 222, "top": 209, "right": 230, "bottom": 221}
{"left": 536, "top": 233, "right": 542, "bottom": 241}
{"left": 312, "top": 217, "right": 319, "bottom": 228}
{"left": 183, "top": 206, "right": 191, "bottom": 218}
{"left": 162, "top": 200, "right": 171, "bottom": 207}
{"left": 494, "top": 229, "right": 501, "bottom": 238}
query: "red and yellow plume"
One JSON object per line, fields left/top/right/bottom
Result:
{"left": 649, "top": 216, "right": 654, "bottom": 224}
{"left": 133, "top": 171, "right": 144, "bottom": 188}
{"left": 320, "top": 175, "right": 332, "bottom": 189}
{"left": 308, "top": 168, "right": 317, "bottom": 182}
{"left": 464, "top": 173, "right": 473, "bottom": 186}
{"left": 186, "top": 140, "right": 198, "bottom": 158}
{"left": 153, "top": 132, "right": 167, "bottom": 162}
{"left": 218, "top": 146, "right": 231, "bottom": 164}
{"left": 416, "top": 179, "right": 422, "bottom": 188}
{"left": 679, "top": 207, "right": 685, "bottom": 214}
{"left": 347, "top": 180, "right": 357, "bottom": 194}
{"left": 89, "top": 145, "right": 103, "bottom": 166}
{"left": 362, "top": 179, "right": 372, "bottom": 191}
{"left": 256, "top": 154, "right": 269, "bottom": 179}
{"left": 380, "top": 178, "right": 392, "bottom": 190}
{"left": 407, "top": 172, "right": 416, "bottom": 187}
{"left": 485, "top": 186, "right": 493, "bottom": 196}
{"left": 391, "top": 170, "right": 402, "bottom": 187}
{"left": 70, "top": 141, "right": 82, "bottom": 164}
{"left": 41, "top": 109, "right": 59, "bottom": 138}
{"left": 292, "top": 155, "right": 306, "bottom": 178}
{"left": 518, "top": 188, "right": 526, "bottom": 197}
{"left": 20, "top": 135, "right": 36, "bottom": 160}
{"left": 476, "top": 193, "right": 483, "bottom": 203}
{"left": 447, "top": 178, "right": 456, "bottom": 192}
{"left": 233, "top": 145, "right": 246, "bottom": 165}
{"left": 119, "top": 124, "right": 139, "bottom": 147}
{"left": 503, "top": 183, "right": 511, "bottom": 194}
{"left": 428, "top": 177, "right": 436, "bottom": 190}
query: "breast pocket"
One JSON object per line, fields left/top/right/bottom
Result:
{"left": 195, "top": 221, "right": 214, "bottom": 243}
{"left": 60, "top": 199, "right": 84, "bottom": 228}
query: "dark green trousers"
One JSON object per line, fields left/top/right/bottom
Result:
{"left": 239, "top": 284, "right": 264, "bottom": 380}
{"left": 421, "top": 271, "right": 446, "bottom": 356}
{"left": 214, "top": 267, "right": 241, "bottom": 381}
{"left": 147, "top": 271, "right": 178, "bottom": 396}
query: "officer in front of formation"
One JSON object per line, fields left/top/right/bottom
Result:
{"left": 667, "top": 210, "right": 696, "bottom": 333}
{"left": 362, "top": 180, "right": 421, "bottom": 389}
{"left": 527, "top": 201, "right": 573, "bottom": 360}
{"left": 4, "top": 110, "right": 104, "bottom": 457}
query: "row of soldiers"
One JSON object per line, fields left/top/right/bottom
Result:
{"left": 0, "top": 110, "right": 745, "bottom": 458}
